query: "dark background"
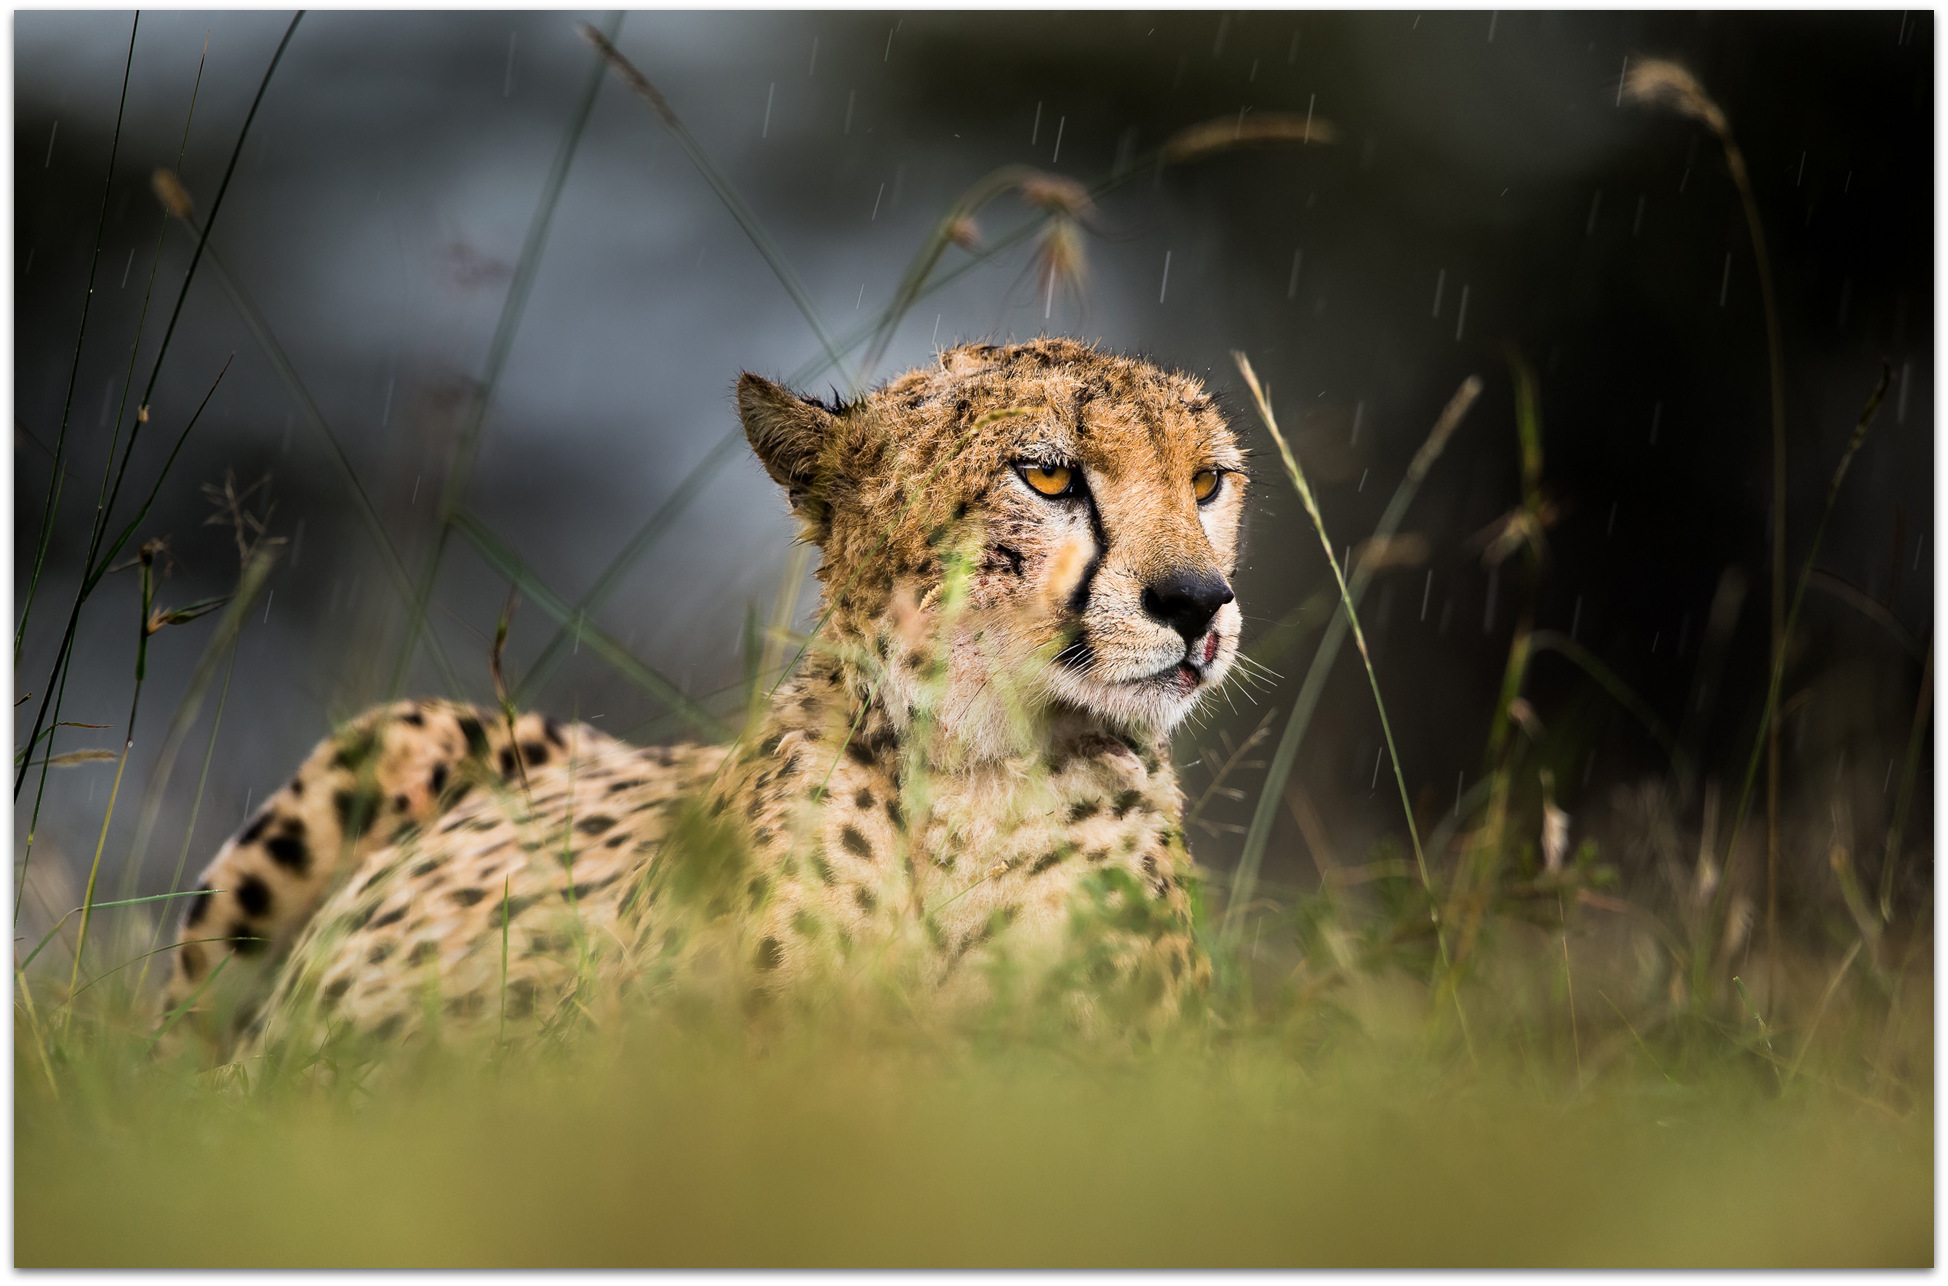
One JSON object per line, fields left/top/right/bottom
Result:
{"left": 15, "top": 10, "right": 1934, "bottom": 936}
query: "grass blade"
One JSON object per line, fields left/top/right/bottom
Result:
{"left": 453, "top": 511, "right": 728, "bottom": 739}
{"left": 1228, "top": 375, "right": 1480, "bottom": 937}
{"left": 582, "top": 21, "right": 854, "bottom": 388}
{"left": 389, "top": 10, "right": 623, "bottom": 699}
{"left": 17, "top": 14, "right": 139, "bottom": 667}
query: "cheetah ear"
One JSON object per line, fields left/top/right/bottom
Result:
{"left": 736, "top": 373, "right": 841, "bottom": 528}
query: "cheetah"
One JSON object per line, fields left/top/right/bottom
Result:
{"left": 160, "top": 337, "right": 1249, "bottom": 1060}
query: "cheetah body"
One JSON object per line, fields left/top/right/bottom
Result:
{"left": 163, "top": 338, "right": 1247, "bottom": 1056}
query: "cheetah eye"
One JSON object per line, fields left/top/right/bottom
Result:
{"left": 1192, "top": 469, "right": 1223, "bottom": 504}
{"left": 1016, "top": 462, "right": 1078, "bottom": 499}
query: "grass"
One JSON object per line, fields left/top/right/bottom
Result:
{"left": 14, "top": 30, "right": 1931, "bottom": 1269}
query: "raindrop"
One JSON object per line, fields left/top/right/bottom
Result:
{"left": 1349, "top": 400, "right": 1364, "bottom": 447}
{"left": 1678, "top": 166, "right": 1691, "bottom": 194}
{"left": 844, "top": 89, "right": 856, "bottom": 135}
{"left": 871, "top": 182, "right": 884, "bottom": 220}
{"left": 1288, "top": 29, "right": 1300, "bottom": 63}
{"left": 1615, "top": 56, "right": 1628, "bottom": 107}
{"left": 1844, "top": 170, "right": 1853, "bottom": 193}
{"left": 1885, "top": 758, "right": 1897, "bottom": 792}
{"left": 1286, "top": 248, "right": 1303, "bottom": 301}
{"left": 1570, "top": 595, "right": 1582, "bottom": 640}
{"left": 1158, "top": 250, "right": 1172, "bottom": 304}
{"left": 1796, "top": 150, "right": 1806, "bottom": 186}
{"left": 120, "top": 248, "right": 134, "bottom": 289}
{"left": 1031, "top": 101, "right": 1042, "bottom": 146}
{"left": 1371, "top": 747, "right": 1385, "bottom": 791}
{"left": 1358, "top": 469, "right": 1369, "bottom": 492}
{"left": 263, "top": 591, "right": 274, "bottom": 625}
{"left": 1606, "top": 501, "right": 1617, "bottom": 536}
{"left": 1249, "top": 58, "right": 1259, "bottom": 82}
{"left": 1487, "top": 10, "right": 1498, "bottom": 41}
{"left": 1213, "top": 14, "right": 1230, "bottom": 57}
{"left": 932, "top": 313, "right": 942, "bottom": 345}
{"left": 762, "top": 83, "right": 775, "bottom": 138}
{"left": 1650, "top": 631, "right": 1660, "bottom": 654}
{"left": 1585, "top": 188, "right": 1602, "bottom": 236}
{"left": 382, "top": 377, "right": 395, "bottom": 427}
{"left": 1431, "top": 268, "right": 1446, "bottom": 318}
{"left": 884, "top": 22, "right": 896, "bottom": 62}
{"left": 1454, "top": 285, "right": 1470, "bottom": 342}
{"left": 43, "top": 119, "right": 57, "bottom": 168}
{"left": 411, "top": 475, "right": 421, "bottom": 505}
{"left": 504, "top": 31, "right": 517, "bottom": 98}
{"left": 1632, "top": 193, "right": 1646, "bottom": 236}
{"left": 855, "top": 283, "right": 865, "bottom": 309}
{"left": 1052, "top": 115, "right": 1066, "bottom": 164}
{"left": 1304, "top": 92, "right": 1317, "bottom": 143}
{"left": 1718, "top": 252, "right": 1731, "bottom": 307}
{"left": 1454, "top": 772, "right": 1464, "bottom": 816}
{"left": 808, "top": 35, "right": 819, "bottom": 76}
{"left": 1912, "top": 532, "right": 1925, "bottom": 571}
{"left": 1420, "top": 570, "right": 1433, "bottom": 621}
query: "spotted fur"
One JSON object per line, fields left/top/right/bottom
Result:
{"left": 159, "top": 338, "right": 1246, "bottom": 1059}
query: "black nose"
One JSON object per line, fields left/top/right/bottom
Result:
{"left": 1141, "top": 568, "right": 1235, "bottom": 642}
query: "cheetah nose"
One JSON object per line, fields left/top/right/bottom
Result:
{"left": 1141, "top": 568, "right": 1235, "bottom": 643}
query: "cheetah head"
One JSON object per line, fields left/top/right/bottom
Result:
{"left": 737, "top": 338, "right": 1247, "bottom": 759}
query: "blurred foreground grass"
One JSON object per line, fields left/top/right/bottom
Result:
{"left": 18, "top": 966, "right": 1930, "bottom": 1268}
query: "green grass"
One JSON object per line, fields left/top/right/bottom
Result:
{"left": 17, "top": 975, "right": 1931, "bottom": 1268}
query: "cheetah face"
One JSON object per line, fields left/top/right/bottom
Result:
{"left": 738, "top": 339, "right": 1248, "bottom": 756}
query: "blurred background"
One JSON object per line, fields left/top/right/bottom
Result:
{"left": 14, "top": 10, "right": 1933, "bottom": 956}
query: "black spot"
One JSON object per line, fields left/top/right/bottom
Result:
{"left": 368, "top": 941, "right": 395, "bottom": 965}
{"left": 264, "top": 822, "right": 311, "bottom": 876}
{"left": 991, "top": 543, "right": 1026, "bottom": 576}
{"left": 445, "top": 992, "right": 487, "bottom": 1019}
{"left": 854, "top": 886, "right": 878, "bottom": 913}
{"left": 322, "top": 976, "right": 353, "bottom": 1010}
{"left": 498, "top": 747, "right": 518, "bottom": 777}
{"left": 289, "top": 777, "right": 304, "bottom": 798}
{"left": 1068, "top": 800, "right": 1100, "bottom": 824}
{"left": 500, "top": 893, "right": 538, "bottom": 922}
{"left": 450, "top": 888, "right": 488, "bottom": 907}
{"left": 841, "top": 826, "right": 872, "bottom": 859}
{"left": 372, "top": 1014, "right": 405, "bottom": 1041}
{"left": 563, "top": 872, "right": 622, "bottom": 901}
{"left": 606, "top": 834, "right": 628, "bottom": 849}
{"left": 239, "top": 812, "right": 270, "bottom": 845}
{"left": 369, "top": 906, "right": 407, "bottom": 930}
{"left": 333, "top": 787, "right": 382, "bottom": 840}
{"left": 543, "top": 716, "right": 566, "bottom": 748}
{"left": 575, "top": 814, "right": 618, "bottom": 836}
{"left": 392, "top": 793, "right": 410, "bottom": 813}
{"left": 448, "top": 780, "right": 475, "bottom": 806}
{"left": 228, "top": 922, "right": 266, "bottom": 956}
{"left": 457, "top": 715, "right": 490, "bottom": 758}
{"left": 1112, "top": 789, "right": 1145, "bottom": 818}
{"left": 758, "top": 732, "right": 785, "bottom": 757}
{"left": 809, "top": 853, "right": 836, "bottom": 885}
{"left": 521, "top": 741, "right": 551, "bottom": 768}
{"left": 756, "top": 936, "right": 785, "bottom": 970}
{"left": 504, "top": 978, "right": 539, "bottom": 1019}
{"left": 408, "top": 941, "right": 439, "bottom": 966}
{"left": 184, "top": 882, "right": 213, "bottom": 927}
{"left": 358, "top": 867, "right": 389, "bottom": 895}
{"left": 606, "top": 777, "right": 647, "bottom": 794}
{"left": 854, "top": 788, "right": 874, "bottom": 810}
{"left": 236, "top": 875, "right": 272, "bottom": 917}
{"left": 400, "top": 708, "right": 425, "bottom": 727}
{"left": 1030, "top": 850, "right": 1067, "bottom": 876}
{"left": 885, "top": 797, "right": 905, "bottom": 829}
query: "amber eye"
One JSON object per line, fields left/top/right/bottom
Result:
{"left": 1018, "top": 463, "right": 1077, "bottom": 498}
{"left": 1192, "top": 469, "right": 1223, "bottom": 503}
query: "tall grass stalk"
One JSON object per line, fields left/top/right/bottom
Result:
{"left": 1232, "top": 353, "right": 1458, "bottom": 1001}
{"left": 1704, "top": 365, "right": 1890, "bottom": 1002}
{"left": 17, "top": 14, "right": 139, "bottom": 668}
{"left": 16, "top": 13, "right": 300, "bottom": 814}
{"left": 1622, "top": 57, "right": 1789, "bottom": 1004}
{"left": 1226, "top": 374, "right": 1480, "bottom": 940}
{"left": 582, "top": 21, "right": 855, "bottom": 388}
{"left": 388, "top": 11, "right": 623, "bottom": 700}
